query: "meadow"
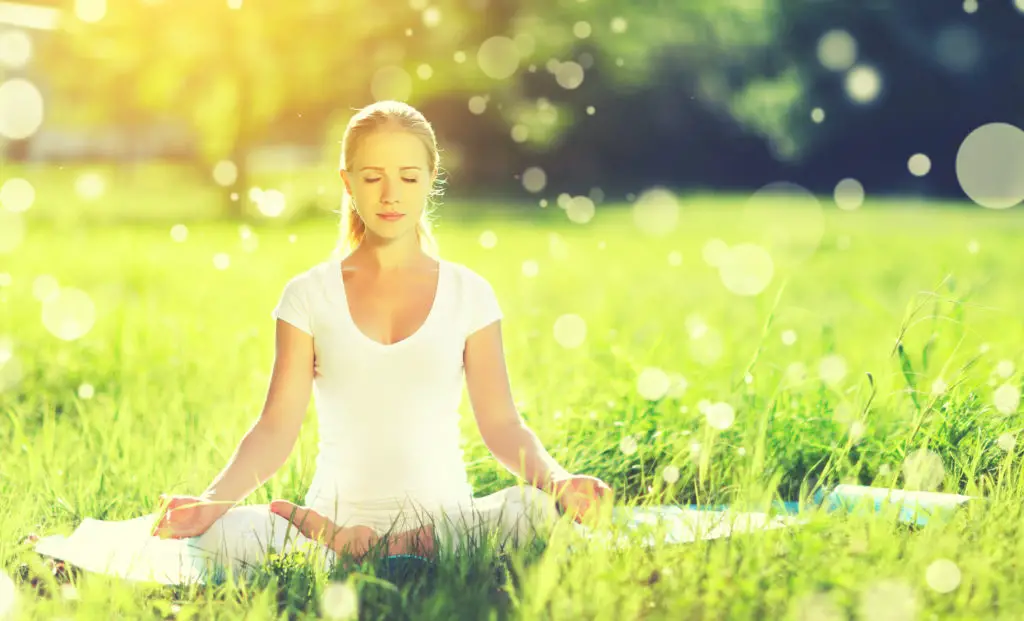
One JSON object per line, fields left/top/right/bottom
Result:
{"left": 1, "top": 169, "right": 1024, "bottom": 619}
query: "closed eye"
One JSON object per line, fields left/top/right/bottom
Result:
{"left": 363, "top": 178, "right": 418, "bottom": 184}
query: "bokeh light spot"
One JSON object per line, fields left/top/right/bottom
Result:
{"left": 637, "top": 367, "right": 671, "bottom": 400}
{"left": 478, "top": 230, "right": 497, "bottom": 249}
{"left": 926, "top": 559, "right": 961, "bottom": 594}
{"left": 553, "top": 314, "right": 586, "bottom": 349}
{"left": 668, "top": 250, "right": 682, "bottom": 266}
{"left": 817, "top": 29, "right": 857, "bottom": 71}
{"left": 42, "top": 287, "right": 96, "bottom": 341}
{"left": 0, "top": 29, "right": 32, "bottom": 69}
{"left": 705, "top": 402, "right": 735, "bottom": 430}
{"left": 781, "top": 330, "right": 797, "bottom": 346}
{"left": 522, "top": 167, "right": 546, "bottom": 193}
{"left": 468, "top": 95, "right": 487, "bottom": 115}
{"left": 908, "top": 153, "right": 931, "bottom": 177}
{"left": 321, "top": 580, "right": 358, "bottom": 620}
{"left": 256, "top": 189, "right": 286, "bottom": 217}
{"left": 811, "top": 107, "right": 826, "bottom": 123}
{"left": 742, "top": 182, "right": 824, "bottom": 263}
{"left": 75, "top": 0, "right": 106, "bottom": 22}
{"left": 994, "top": 383, "right": 1020, "bottom": 415}
{"left": 566, "top": 195, "right": 595, "bottom": 224}
{"left": 521, "top": 260, "right": 538, "bottom": 278}
{"left": 619, "top": 435, "right": 638, "bottom": 455}
{"left": 662, "top": 465, "right": 679, "bottom": 484}
{"left": 718, "top": 243, "right": 774, "bottom": 296}
{"left": 0, "top": 178, "right": 35, "bottom": 213}
{"left": 845, "top": 65, "right": 882, "bottom": 104}
{"left": 0, "top": 78, "right": 44, "bottom": 140}
{"left": 213, "top": 253, "right": 230, "bottom": 270}
{"left": 170, "top": 224, "right": 188, "bottom": 242}
{"left": 78, "top": 383, "right": 94, "bottom": 399}
{"left": 32, "top": 275, "right": 59, "bottom": 301}
{"left": 632, "top": 187, "right": 679, "bottom": 237}
{"left": 702, "top": 239, "right": 730, "bottom": 267}
{"left": 75, "top": 172, "right": 106, "bottom": 201}
{"left": 212, "top": 160, "right": 238, "bottom": 187}
{"left": 818, "top": 354, "right": 847, "bottom": 386}
{"left": 610, "top": 17, "right": 627, "bottom": 33}
{"left": 554, "top": 61, "right": 585, "bottom": 90}
{"left": 477, "top": 36, "right": 520, "bottom": 80}
{"left": 955, "top": 122, "right": 1024, "bottom": 209}
{"left": 834, "top": 178, "right": 865, "bottom": 210}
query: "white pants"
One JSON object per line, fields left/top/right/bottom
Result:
{"left": 189, "top": 484, "right": 562, "bottom": 578}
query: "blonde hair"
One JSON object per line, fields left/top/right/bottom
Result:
{"left": 334, "top": 100, "right": 444, "bottom": 258}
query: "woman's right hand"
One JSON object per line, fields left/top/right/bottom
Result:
{"left": 151, "top": 494, "right": 229, "bottom": 539}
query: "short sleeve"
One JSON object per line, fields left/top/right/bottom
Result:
{"left": 466, "top": 268, "right": 503, "bottom": 337}
{"left": 272, "top": 275, "right": 313, "bottom": 336}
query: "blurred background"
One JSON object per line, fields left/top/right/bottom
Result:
{"left": 1, "top": 0, "right": 1023, "bottom": 228}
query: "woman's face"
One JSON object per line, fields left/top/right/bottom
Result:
{"left": 341, "top": 128, "right": 434, "bottom": 243}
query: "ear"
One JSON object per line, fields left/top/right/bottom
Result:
{"left": 339, "top": 169, "right": 353, "bottom": 196}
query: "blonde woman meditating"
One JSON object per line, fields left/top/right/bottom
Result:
{"left": 151, "top": 100, "right": 613, "bottom": 570}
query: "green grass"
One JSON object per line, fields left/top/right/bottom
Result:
{"left": 2, "top": 180, "right": 1024, "bottom": 619}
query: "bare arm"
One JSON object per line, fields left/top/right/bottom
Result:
{"left": 465, "top": 320, "right": 572, "bottom": 493}
{"left": 199, "top": 319, "right": 314, "bottom": 509}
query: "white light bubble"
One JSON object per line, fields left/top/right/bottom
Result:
{"left": 213, "top": 253, "right": 230, "bottom": 270}
{"left": 521, "top": 260, "right": 538, "bottom": 278}
{"left": 586, "top": 105, "right": 596, "bottom": 116}
{"left": 0, "top": 350, "right": 23, "bottom": 393}
{"left": 321, "top": 580, "right": 358, "bottom": 620}
{"left": 1017, "top": 0, "right": 1024, "bottom": 13}
{"left": 0, "top": 29, "right": 32, "bottom": 69}
{"left": 477, "top": 36, "right": 520, "bottom": 80}
{"left": 548, "top": 232, "right": 569, "bottom": 260}
{"left": 705, "top": 402, "right": 735, "bottom": 430}
{"left": 620, "top": 435, "right": 638, "bottom": 456}
{"left": 0, "top": 210, "right": 25, "bottom": 253}
{"left": 742, "top": 182, "right": 824, "bottom": 264}
{"left": 0, "top": 78, "right": 45, "bottom": 140}
{"left": 510, "top": 124, "right": 529, "bottom": 143}
{"left": 781, "top": 330, "right": 797, "bottom": 346}
{"left": 963, "top": 0, "right": 978, "bottom": 13}
{"left": 935, "top": 25, "right": 981, "bottom": 74}
{"left": 702, "top": 239, "right": 730, "bottom": 267}
{"left": 422, "top": 6, "right": 441, "bottom": 27}
{"left": 610, "top": 17, "right": 628, "bottom": 33}
{"left": 371, "top": 66, "right": 413, "bottom": 102}
{"left": 689, "top": 329, "right": 723, "bottom": 366}
{"left": 522, "top": 167, "right": 546, "bottom": 193}
{"left": 637, "top": 367, "right": 671, "bottom": 401}
{"left": 994, "top": 384, "right": 1020, "bottom": 415}
{"left": 77, "top": 383, "right": 94, "bottom": 399}
{"left": 834, "top": 178, "right": 865, "bottom": 210}
{"left": 557, "top": 193, "right": 572, "bottom": 209}
{"left": 241, "top": 234, "right": 258, "bottom": 253}
{"left": 996, "top": 360, "right": 1015, "bottom": 378}
{"left": 416, "top": 64, "right": 433, "bottom": 80}
{"left": 454, "top": 50, "right": 466, "bottom": 63}
{"left": 997, "top": 433, "right": 1016, "bottom": 452}
{"left": 170, "top": 224, "right": 188, "bottom": 242}
{"left": 0, "top": 178, "right": 35, "bottom": 213}
{"left": 256, "top": 189, "right": 286, "bottom": 217}
{"left": 845, "top": 65, "right": 882, "bottom": 104}
{"left": 0, "top": 274, "right": 9, "bottom": 287}
{"left": 931, "top": 378, "right": 948, "bottom": 396}
{"left": 42, "top": 287, "right": 97, "bottom": 341}
{"left": 227, "top": 0, "right": 242, "bottom": 8}
{"left": 908, "top": 153, "right": 932, "bottom": 177}
{"left": 32, "top": 275, "right": 59, "bottom": 301}
{"left": 925, "top": 559, "right": 961, "bottom": 594}
{"left": 858, "top": 579, "right": 918, "bottom": 621}
{"left": 553, "top": 61, "right": 585, "bottom": 90}
{"left": 662, "top": 465, "right": 680, "bottom": 484}
{"left": 811, "top": 107, "right": 826, "bottom": 123}
{"left": 573, "top": 21, "right": 591, "bottom": 38}
{"left": 956, "top": 122, "right": 1024, "bottom": 209}
{"left": 668, "top": 251, "right": 682, "bottom": 266}
{"left": 817, "top": 29, "right": 857, "bottom": 71}
{"left": 818, "top": 354, "right": 848, "bottom": 386}
{"left": 632, "top": 187, "right": 679, "bottom": 237}
{"left": 553, "top": 314, "right": 587, "bottom": 349}
{"left": 288, "top": 234, "right": 297, "bottom": 243}
{"left": 849, "top": 420, "right": 866, "bottom": 443}
{"left": 566, "top": 196, "right": 595, "bottom": 224}
{"left": 212, "top": 160, "right": 238, "bottom": 187}
{"left": 75, "top": 172, "right": 106, "bottom": 201}
{"left": 718, "top": 243, "right": 774, "bottom": 296}
{"left": 667, "top": 373, "right": 688, "bottom": 398}
{"left": 902, "top": 448, "right": 945, "bottom": 491}
{"left": 479, "top": 230, "right": 497, "bottom": 249}
{"left": 789, "top": 591, "right": 845, "bottom": 621}
{"left": 967, "top": 240, "right": 980, "bottom": 254}
{"left": 75, "top": 0, "right": 106, "bottom": 23}
{"left": 468, "top": 95, "right": 487, "bottom": 115}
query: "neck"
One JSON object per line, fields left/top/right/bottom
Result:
{"left": 349, "top": 232, "right": 430, "bottom": 273}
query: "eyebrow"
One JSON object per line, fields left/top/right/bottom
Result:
{"left": 359, "top": 166, "right": 423, "bottom": 172}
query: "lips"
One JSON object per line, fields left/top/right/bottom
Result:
{"left": 378, "top": 213, "right": 405, "bottom": 220}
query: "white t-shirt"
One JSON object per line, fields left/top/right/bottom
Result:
{"left": 270, "top": 258, "right": 503, "bottom": 513}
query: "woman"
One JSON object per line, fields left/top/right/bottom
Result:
{"left": 152, "top": 100, "right": 613, "bottom": 570}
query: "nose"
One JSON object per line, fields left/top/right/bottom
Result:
{"left": 381, "top": 178, "right": 401, "bottom": 205}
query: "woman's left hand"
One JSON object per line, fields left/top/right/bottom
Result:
{"left": 548, "top": 474, "right": 614, "bottom": 524}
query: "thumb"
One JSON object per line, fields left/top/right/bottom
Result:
{"left": 269, "top": 500, "right": 297, "bottom": 519}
